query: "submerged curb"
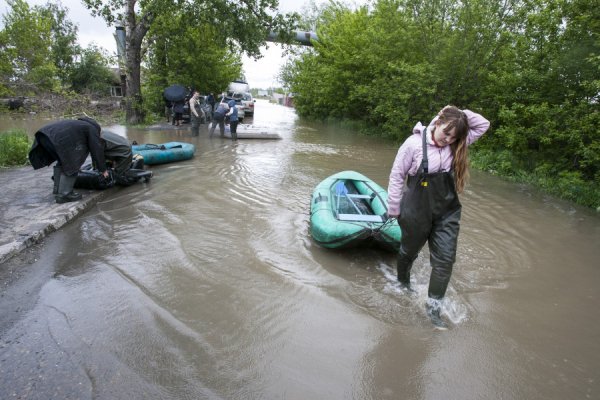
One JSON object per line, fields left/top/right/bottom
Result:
{"left": 0, "top": 191, "right": 109, "bottom": 265}
{"left": 0, "top": 166, "right": 111, "bottom": 265}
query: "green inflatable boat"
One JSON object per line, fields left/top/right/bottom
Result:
{"left": 310, "top": 171, "right": 401, "bottom": 251}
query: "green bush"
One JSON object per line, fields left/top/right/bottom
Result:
{"left": 283, "top": 0, "right": 599, "bottom": 209}
{"left": 0, "top": 130, "right": 31, "bottom": 167}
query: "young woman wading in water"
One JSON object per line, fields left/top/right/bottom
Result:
{"left": 387, "top": 105, "right": 490, "bottom": 329}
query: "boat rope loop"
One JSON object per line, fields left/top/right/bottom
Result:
{"left": 140, "top": 144, "right": 184, "bottom": 150}
{"left": 314, "top": 227, "right": 370, "bottom": 246}
{"left": 368, "top": 217, "right": 396, "bottom": 238}
{"left": 144, "top": 144, "right": 168, "bottom": 150}
{"left": 315, "top": 217, "right": 397, "bottom": 247}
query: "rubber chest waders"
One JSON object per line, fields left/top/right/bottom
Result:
{"left": 396, "top": 128, "right": 462, "bottom": 299}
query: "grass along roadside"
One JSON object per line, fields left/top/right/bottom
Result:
{"left": 0, "top": 130, "right": 30, "bottom": 167}
{"left": 470, "top": 149, "right": 600, "bottom": 211}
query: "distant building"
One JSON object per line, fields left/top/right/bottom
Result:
{"left": 272, "top": 92, "right": 285, "bottom": 105}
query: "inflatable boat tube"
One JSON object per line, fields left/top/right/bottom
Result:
{"left": 132, "top": 142, "right": 195, "bottom": 165}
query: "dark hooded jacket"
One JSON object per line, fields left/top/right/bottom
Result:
{"left": 28, "top": 118, "right": 106, "bottom": 176}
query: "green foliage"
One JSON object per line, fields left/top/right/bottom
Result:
{"left": 0, "top": 0, "right": 60, "bottom": 94}
{"left": 142, "top": 12, "right": 242, "bottom": 118}
{"left": 39, "top": 1, "right": 81, "bottom": 85}
{"left": 0, "top": 130, "right": 30, "bottom": 167}
{"left": 471, "top": 149, "right": 600, "bottom": 209}
{"left": 282, "top": 0, "right": 600, "bottom": 208}
{"left": 69, "top": 45, "right": 116, "bottom": 95}
{"left": 0, "top": 29, "right": 13, "bottom": 96}
{"left": 82, "top": 0, "right": 299, "bottom": 122}
{"left": 0, "top": 0, "right": 85, "bottom": 95}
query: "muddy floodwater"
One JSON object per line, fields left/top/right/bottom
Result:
{"left": 1, "top": 100, "right": 599, "bottom": 399}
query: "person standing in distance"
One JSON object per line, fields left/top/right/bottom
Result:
{"left": 207, "top": 92, "right": 215, "bottom": 119}
{"left": 226, "top": 100, "right": 239, "bottom": 141}
{"left": 209, "top": 100, "right": 229, "bottom": 138}
{"left": 189, "top": 91, "right": 206, "bottom": 137}
{"left": 172, "top": 98, "right": 185, "bottom": 127}
{"left": 387, "top": 105, "right": 490, "bottom": 329}
{"left": 28, "top": 117, "right": 109, "bottom": 204}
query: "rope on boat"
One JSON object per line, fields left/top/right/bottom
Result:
{"left": 313, "top": 216, "right": 398, "bottom": 248}
{"left": 374, "top": 216, "right": 397, "bottom": 232}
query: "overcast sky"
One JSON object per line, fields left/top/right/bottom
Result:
{"left": 0, "top": 0, "right": 368, "bottom": 89}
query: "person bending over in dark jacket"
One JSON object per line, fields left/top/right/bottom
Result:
{"left": 28, "top": 117, "right": 108, "bottom": 204}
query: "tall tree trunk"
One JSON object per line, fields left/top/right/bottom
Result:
{"left": 124, "top": 39, "right": 143, "bottom": 124}
{"left": 124, "top": 1, "right": 151, "bottom": 124}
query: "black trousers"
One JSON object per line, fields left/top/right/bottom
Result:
{"left": 229, "top": 121, "right": 238, "bottom": 140}
{"left": 209, "top": 114, "right": 225, "bottom": 136}
{"left": 397, "top": 171, "right": 461, "bottom": 299}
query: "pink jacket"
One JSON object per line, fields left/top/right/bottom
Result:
{"left": 387, "top": 109, "right": 490, "bottom": 216}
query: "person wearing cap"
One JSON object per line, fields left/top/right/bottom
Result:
{"left": 225, "top": 99, "right": 239, "bottom": 141}
{"left": 28, "top": 117, "right": 108, "bottom": 204}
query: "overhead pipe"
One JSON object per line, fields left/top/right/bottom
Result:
{"left": 113, "top": 26, "right": 127, "bottom": 95}
{"left": 114, "top": 26, "right": 126, "bottom": 65}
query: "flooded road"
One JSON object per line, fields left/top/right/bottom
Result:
{"left": 1, "top": 100, "right": 599, "bottom": 399}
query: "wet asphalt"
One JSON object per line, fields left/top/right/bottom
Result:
{"left": 0, "top": 166, "right": 111, "bottom": 265}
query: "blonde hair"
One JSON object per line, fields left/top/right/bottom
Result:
{"left": 436, "top": 106, "right": 470, "bottom": 192}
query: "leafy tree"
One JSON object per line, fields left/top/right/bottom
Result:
{"left": 482, "top": 0, "right": 600, "bottom": 184}
{"left": 69, "top": 45, "right": 116, "bottom": 95}
{"left": 283, "top": 0, "right": 599, "bottom": 206}
{"left": 82, "top": 0, "right": 298, "bottom": 124}
{"left": 0, "top": 0, "right": 59, "bottom": 94}
{"left": 0, "top": 29, "right": 13, "bottom": 96}
{"left": 142, "top": 11, "right": 241, "bottom": 116}
{"left": 38, "top": 1, "right": 81, "bottom": 85}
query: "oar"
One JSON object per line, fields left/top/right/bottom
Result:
{"left": 334, "top": 181, "right": 346, "bottom": 214}
{"left": 335, "top": 181, "right": 363, "bottom": 215}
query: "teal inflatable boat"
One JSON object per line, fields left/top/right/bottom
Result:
{"left": 310, "top": 171, "right": 401, "bottom": 251}
{"left": 132, "top": 142, "right": 195, "bottom": 165}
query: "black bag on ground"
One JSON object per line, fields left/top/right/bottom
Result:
{"left": 74, "top": 160, "right": 152, "bottom": 189}
{"left": 74, "top": 166, "right": 115, "bottom": 190}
